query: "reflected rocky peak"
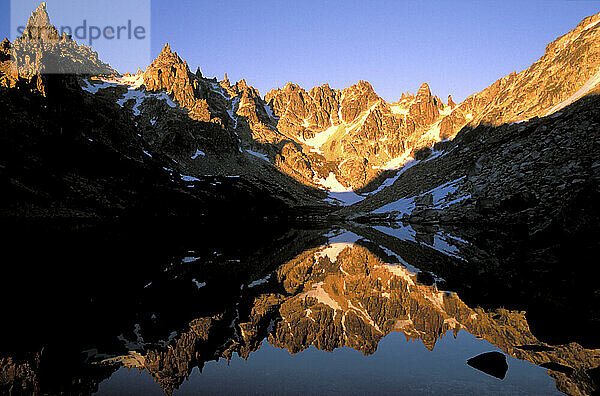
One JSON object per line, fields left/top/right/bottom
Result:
{"left": 1, "top": 224, "right": 599, "bottom": 395}
{"left": 72, "top": 229, "right": 599, "bottom": 395}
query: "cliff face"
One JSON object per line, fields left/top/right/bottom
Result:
{"left": 457, "top": 13, "right": 600, "bottom": 127}
{"left": 241, "top": 12, "right": 600, "bottom": 193}
{"left": 261, "top": 80, "right": 456, "bottom": 190}
{"left": 14, "top": 5, "right": 592, "bottom": 197}
{"left": 4, "top": 4, "right": 600, "bottom": 208}
{"left": 346, "top": 88, "right": 600, "bottom": 248}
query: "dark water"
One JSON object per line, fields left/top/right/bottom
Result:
{"left": 0, "top": 220, "right": 598, "bottom": 395}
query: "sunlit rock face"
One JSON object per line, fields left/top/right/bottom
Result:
{"left": 263, "top": 80, "right": 455, "bottom": 190}
{"left": 269, "top": 243, "right": 457, "bottom": 354}
{"left": 4, "top": 3, "right": 600, "bottom": 200}
{"left": 455, "top": 13, "right": 600, "bottom": 127}
{"left": 44, "top": 8, "right": 598, "bottom": 196}
{"left": 226, "top": 12, "right": 600, "bottom": 193}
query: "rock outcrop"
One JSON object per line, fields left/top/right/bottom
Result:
{"left": 234, "top": 11, "right": 600, "bottom": 194}
{"left": 262, "top": 80, "right": 455, "bottom": 190}
{"left": 1, "top": 2, "right": 115, "bottom": 96}
{"left": 143, "top": 43, "right": 216, "bottom": 123}
{"left": 409, "top": 82, "right": 440, "bottom": 125}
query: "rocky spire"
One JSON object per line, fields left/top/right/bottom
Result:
{"left": 434, "top": 95, "right": 444, "bottom": 110}
{"left": 448, "top": 94, "right": 456, "bottom": 109}
{"left": 409, "top": 82, "right": 440, "bottom": 124}
{"left": 195, "top": 67, "right": 202, "bottom": 78}
{"left": 223, "top": 73, "right": 230, "bottom": 86}
{"left": 0, "top": 38, "right": 10, "bottom": 62}
{"left": 143, "top": 42, "right": 215, "bottom": 122}
{"left": 26, "top": 2, "right": 51, "bottom": 30}
{"left": 416, "top": 83, "right": 432, "bottom": 101}
{"left": 23, "top": 2, "right": 59, "bottom": 42}
{"left": 401, "top": 92, "right": 406, "bottom": 100}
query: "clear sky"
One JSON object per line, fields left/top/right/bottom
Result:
{"left": 1, "top": 0, "right": 599, "bottom": 103}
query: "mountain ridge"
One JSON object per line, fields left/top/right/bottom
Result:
{"left": 146, "top": 9, "right": 600, "bottom": 194}
{"left": 2, "top": 3, "right": 600, "bottom": 215}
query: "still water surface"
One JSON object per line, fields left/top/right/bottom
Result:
{"left": 1, "top": 222, "right": 597, "bottom": 395}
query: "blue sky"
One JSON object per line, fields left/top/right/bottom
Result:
{"left": 1, "top": 1, "right": 599, "bottom": 102}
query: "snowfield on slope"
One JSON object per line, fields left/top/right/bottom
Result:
{"left": 81, "top": 76, "right": 177, "bottom": 116}
{"left": 373, "top": 176, "right": 467, "bottom": 215}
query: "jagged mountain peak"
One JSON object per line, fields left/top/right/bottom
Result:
{"left": 236, "top": 78, "right": 249, "bottom": 89}
{"left": 21, "top": 1, "right": 60, "bottom": 43}
{"left": 2, "top": 2, "right": 116, "bottom": 94}
{"left": 344, "top": 80, "right": 376, "bottom": 95}
{"left": 282, "top": 82, "right": 304, "bottom": 93}
{"left": 158, "top": 43, "right": 182, "bottom": 61}
{"left": 26, "top": 2, "right": 51, "bottom": 29}
{"left": 448, "top": 95, "right": 456, "bottom": 109}
{"left": 416, "top": 82, "right": 433, "bottom": 100}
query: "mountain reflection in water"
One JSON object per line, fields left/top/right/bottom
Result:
{"left": 1, "top": 221, "right": 598, "bottom": 395}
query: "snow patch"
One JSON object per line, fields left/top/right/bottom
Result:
{"left": 375, "top": 151, "right": 413, "bottom": 170}
{"left": 192, "top": 279, "right": 206, "bottom": 289}
{"left": 315, "top": 243, "right": 353, "bottom": 263}
{"left": 428, "top": 177, "right": 465, "bottom": 206}
{"left": 191, "top": 149, "right": 205, "bottom": 159}
{"left": 117, "top": 89, "right": 176, "bottom": 116}
{"left": 390, "top": 104, "right": 409, "bottom": 115}
{"left": 377, "top": 264, "right": 416, "bottom": 287}
{"left": 369, "top": 158, "right": 418, "bottom": 196}
{"left": 210, "top": 82, "right": 230, "bottom": 99}
{"left": 300, "top": 124, "right": 341, "bottom": 152}
{"left": 263, "top": 103, "right": 278, "bottom": 120}
{"left": 325, "top": 191, "right": 365, "bottom": 206}
{"left": 248, "top": 275, "right": 271, "bottom": 288}
{"left": 584, "top": 19, "right": 600, "bottom": 31}
{"left": 246, "top": 149, "right": 270, "bottom": 162}
{"left": 181, "top": 175, "right": 201, "bottom": 183}
{"left": 373, "top": 176, "right": 465, "bottom": 215}
{"left": 118, "top": 74, "right": 144, "bottom": 89}
{"left": 315, "top": 172, "right": 352, "bottom": 193}
{"left": 373, "top": 196, "right": 415, "bottom": 215}
{"left": 80, "top": 79, "right": 117, "bottom": 93}
{"left": 228, "top": 97, "right": 240, "bottom": 129}
{"left": 301, "top": 282, "right": 342, "bottom": 311}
